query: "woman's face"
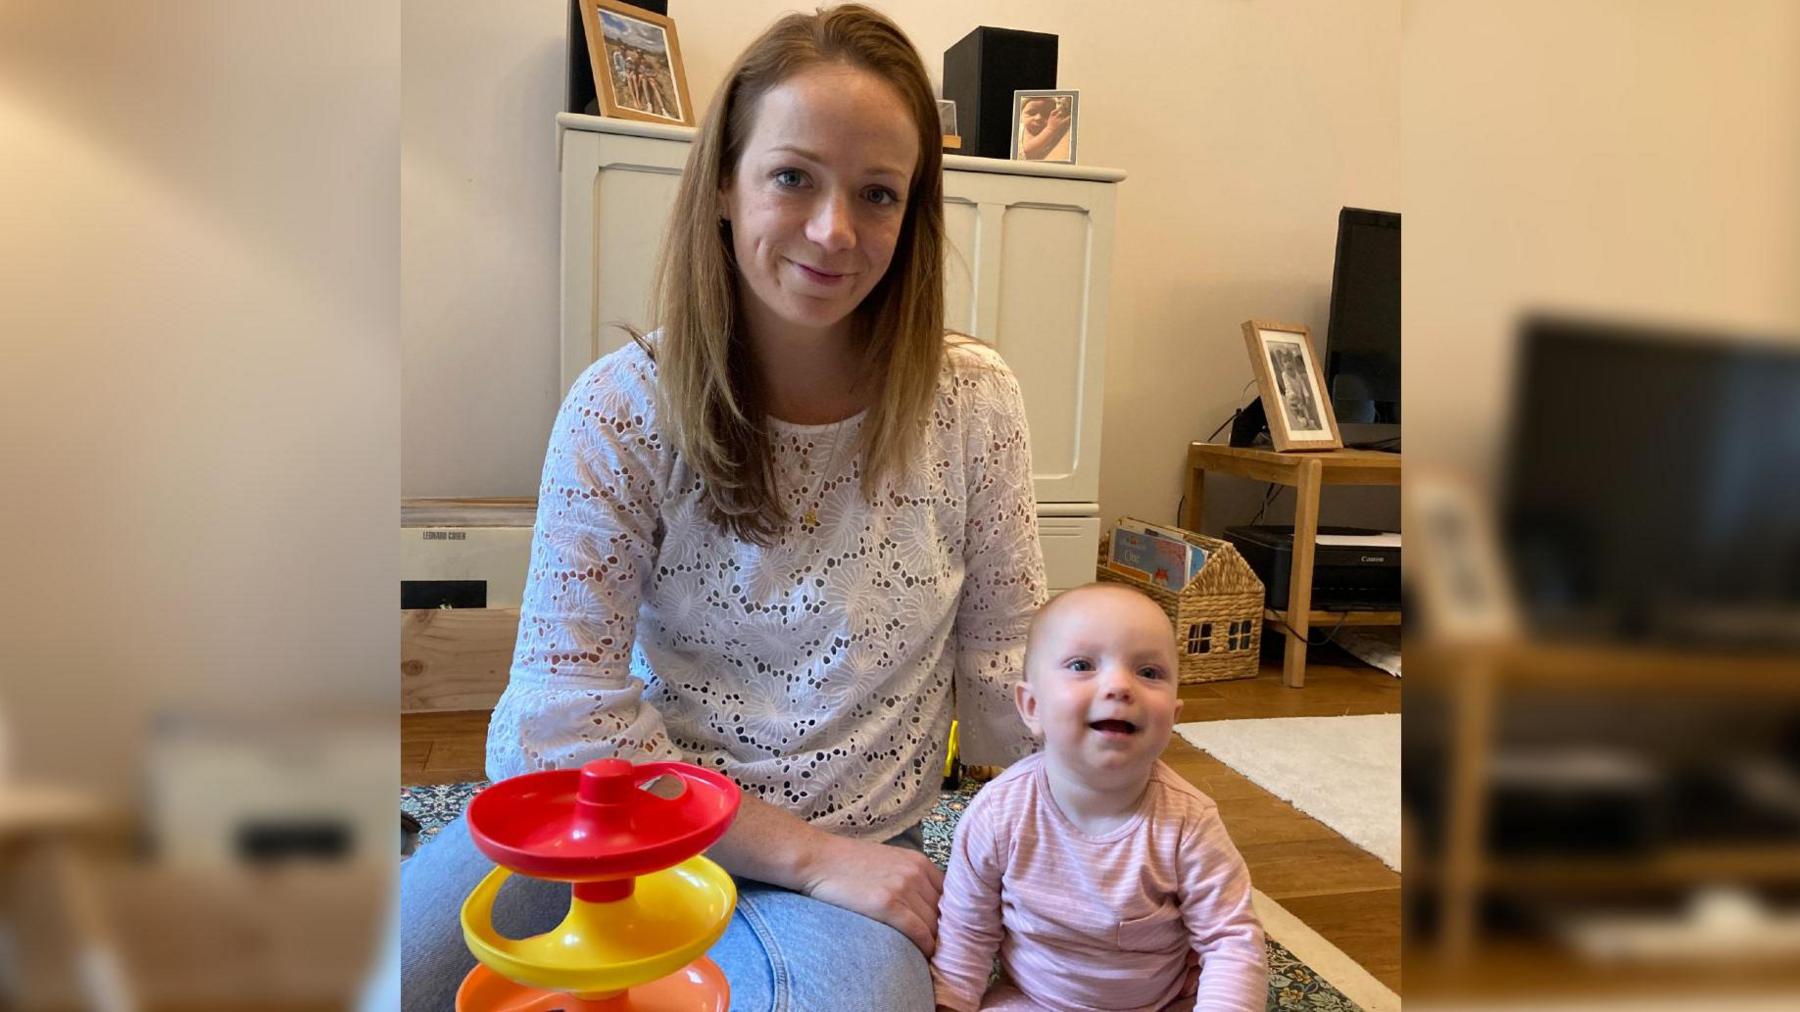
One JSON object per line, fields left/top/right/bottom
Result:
{"left": 721, "top": 64, "right": 920, "bottom": 343}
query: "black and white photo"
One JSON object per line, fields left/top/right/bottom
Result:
{"left": 1242, "top": 320, "right": 1343, "bottom": 450}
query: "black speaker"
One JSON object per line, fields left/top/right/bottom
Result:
{"left": 942, "top": 27, "right": 1058, "bottom": 160}
{"left": 568, "top": 0, "right": 671, "bottom": 115}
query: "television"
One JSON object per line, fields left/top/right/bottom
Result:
{"left": 1324, "top": 207, "right": 1401, "bottom": 449}
{"left": 1503, "top": 316, "right": 1800, "bottom": 646}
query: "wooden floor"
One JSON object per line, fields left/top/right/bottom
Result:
{"left": 403, "top": 649, "right": 1402, "bottom": 993}
{"left": 403, "top": 709, "right": 490, "bottom": 785}
{"left": 1163, "top": 653, "right": 1401, "bottom": 993}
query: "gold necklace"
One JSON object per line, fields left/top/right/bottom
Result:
{"left": 799, "top": 420, "right": 848, "bottom": 528}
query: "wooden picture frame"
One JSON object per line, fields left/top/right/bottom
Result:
{"left": 581, "top": 0, "right": 694, "bottom": 127}
{"left": 1010, "top": 89, "right": 1078, "bottom": 163}
{"left": 1405, "top": 468, "right": 1521, "bottom": 644}
{"left": 1241, "top": 319, "right": 1342, "bottom": 451}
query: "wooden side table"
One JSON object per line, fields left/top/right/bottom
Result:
{"left": 1180, "top": 443, "right": 1402, "bottom": 687}
{"left": 1408, "top": 641, "right": 1800, "bottom": 963}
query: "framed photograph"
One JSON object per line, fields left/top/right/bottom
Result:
{"left": 1241, "top": 320, "right": 1342, "bottom": 451}
{"left": 1405, "top": 469, "right": 1520, "bottom": 643}
{"left": 580, "top": 0, "right": 693, "bottom": 127}
{"left": 937, "top": 99, "right": 958, "bottom": 138}
{"left": 1010, "top": 89, "right": 1078, "bottom": 163}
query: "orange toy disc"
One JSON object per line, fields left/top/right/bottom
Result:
{"left": 455, "top": 955, "right": 729, "bottom": 1012}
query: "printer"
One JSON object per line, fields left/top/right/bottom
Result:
{"left": 1223, "top": 525, "right": 1401, "bottom": 611}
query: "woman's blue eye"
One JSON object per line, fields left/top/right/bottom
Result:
{"left": 774, "top": 169, "right": 805, "bottom": 188}
{"left": 864, "top": 186, "right": 900, "bottom": 206}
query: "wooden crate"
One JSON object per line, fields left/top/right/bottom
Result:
{"left": 400, "top": 497, "right": 534, "bottom": 713}
{"left": 1097, "top": 520, "right": 1265, "bottom": 684}
{"left": 401, "top": 606, "right": 519, "bottom": 713}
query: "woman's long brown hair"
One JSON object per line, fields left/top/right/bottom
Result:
{"left": 642, "top": 4, "right": 946, "bottom": 545}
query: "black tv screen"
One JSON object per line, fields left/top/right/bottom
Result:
{"left": 1503, "top": 316, "right": 1800, "bottom": 644}
{"left": 1324, "top": 208, "right": 1401, "bottom": 427}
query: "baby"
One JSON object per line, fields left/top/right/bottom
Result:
{"left": 931, "top": 583, "right": 1268, "bottom": 1012}
{"left": 1017, "top": 95, "right": 1072, "bottom": 161}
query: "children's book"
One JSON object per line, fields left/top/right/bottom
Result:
{"left": 1108, "top": 528, "right": 1188, "bottom": 590}
{"left": 1108, "top": 518, "right": 1209, "bottom": 583}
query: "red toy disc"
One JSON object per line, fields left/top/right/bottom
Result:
{"left": 467, "top": 758, "right": 741, "bottom": 881}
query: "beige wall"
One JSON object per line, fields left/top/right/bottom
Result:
{"left": 402, "top": 0, "right": 1403, "bottom": 534}
{"left": 1, "top": 3, "right": 397, "bottom": 793}
{"left": 1403, "top": 0, "right": 1800, "bottom": 490}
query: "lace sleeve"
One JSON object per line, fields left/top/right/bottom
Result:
{"left": 485, "top": 349, "right": 684, "bottom": 779}
{"left": 950, "top": 354, "right": 1047, "bottom": 766}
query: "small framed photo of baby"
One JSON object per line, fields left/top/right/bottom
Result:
{"left": 1242, "top": 320, "right": 1343, "bottom": 451}
{"left": 581, "top": 0, "right": 694, "bottom": 127}
{"left": 1010, "top": 90, "right": 1078, "bottom": 163}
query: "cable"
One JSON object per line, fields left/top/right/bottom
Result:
{"left": 1182, "top": 381, "right": 1269, "bottom": 526}
{"left": 1203, "top": 379, "right": 1263, "bottom": 445}
{"left": 1267, "top": 609, "right": 1353, "bottom": 647}
{"left": 1249, "top": 483, "right": 1284, "bottom": 525}
{"left": 1203, "top": 410, "right": 1235, "bottom": 444}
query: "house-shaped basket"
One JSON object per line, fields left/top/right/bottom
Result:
{"left": 1097, "top": 520, "right": 1265, "bottom": 684}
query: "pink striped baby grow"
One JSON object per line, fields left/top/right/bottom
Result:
{"left": 931, "top": 752, "right": 1267, "bottom": 1012}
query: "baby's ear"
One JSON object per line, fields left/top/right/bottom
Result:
{"left": 1013, "top": 680, "right": 1043, "bottom": 738}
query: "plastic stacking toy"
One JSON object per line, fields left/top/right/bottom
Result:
{"left": 455, "top": 757, "right": 743, "bottom": 1011}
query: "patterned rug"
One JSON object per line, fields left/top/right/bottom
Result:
{"left": 403, "top": 781, "right": 1362, "bottom": 1011}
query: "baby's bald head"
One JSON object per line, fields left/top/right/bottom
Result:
{"left": 1024, "top": 583, "right": 1175, "bottom": 683}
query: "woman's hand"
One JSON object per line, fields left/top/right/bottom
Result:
{"left": 799, "top": 833, "right": 946, "bottom": 956}
{"left": 701, "top": 793, "right": 945, "bottom": 954}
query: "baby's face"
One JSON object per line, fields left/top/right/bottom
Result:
{"left": 1017, "top": 587, "right": 1183, "bottom": 786}
{"left": 1022, "top": 99, "right": 1053, "bottom": 136}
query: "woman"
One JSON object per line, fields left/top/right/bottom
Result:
{"left": 400, "top": 6, "right": 1044, "bottom": 1009}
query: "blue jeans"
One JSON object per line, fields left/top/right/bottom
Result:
{"left": 400, "top": 814, "right": 935, "bottom": 1011}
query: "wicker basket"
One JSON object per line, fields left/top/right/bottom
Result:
{"left": 1096, "top": 520, "right": 1265, "bottom": 684}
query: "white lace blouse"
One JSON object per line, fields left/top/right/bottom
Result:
{"left": 486, "top": 337, "right": 1046, "bottom": 841}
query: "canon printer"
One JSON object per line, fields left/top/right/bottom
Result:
{"left": 1223, "top": 525, "right": 1401, "bottom": 611}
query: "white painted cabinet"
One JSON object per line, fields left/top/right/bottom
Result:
{"left": 557, "top": 114, "right": 1122, "bottom": 591}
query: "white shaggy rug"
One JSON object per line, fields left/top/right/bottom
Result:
{"left": 1175, "top": 714, "right": 1401, "bottom": 871}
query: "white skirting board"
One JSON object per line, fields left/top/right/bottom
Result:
{"left": 1254, "top": 889, "right": 1400, "bottom": 1012}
